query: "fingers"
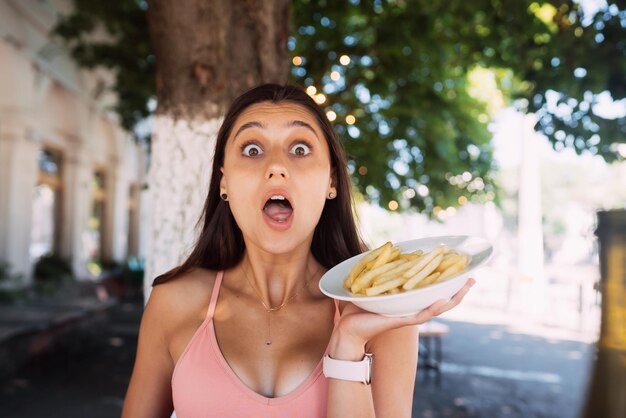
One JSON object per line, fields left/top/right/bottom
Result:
{"left": 419, "top": 299, "right": 449, "bottom": 321}
{"left": 397, "top": 299, "right": 447, "bottom": 326}
{"left": 451, "top": 278, "right": 475, "bottom": 303}
{"left": 438, "top": 278, "right": 476, "bottom": 313}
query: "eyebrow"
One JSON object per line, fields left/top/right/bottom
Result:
{"left": 286, "top": 120, "right": 319, "bottom": 139}
{"left": 233, "top": 120, "right": 319, "bottom": 141}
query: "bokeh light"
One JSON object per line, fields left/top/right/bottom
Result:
{"left": 314, "top": 93, "right": 326, "bottom": 104}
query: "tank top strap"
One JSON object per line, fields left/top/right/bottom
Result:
{"left": 207, "top": 270, "right": 224, "bottom": 319}
{"left": 332, "top": 298, "right": 341, "bottom": 324}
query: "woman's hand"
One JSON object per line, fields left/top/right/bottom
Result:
{"left": 328, "top": 278, "right": 475, "bottom": 359}
{"left": 325, "top": 278, "right": 475, "bottom": 418}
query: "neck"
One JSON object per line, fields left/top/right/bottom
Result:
{"left": 241, "top": 244, "right": 321, "bottom": 309}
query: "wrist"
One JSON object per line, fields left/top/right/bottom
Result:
{"left": 323, "top": 353, "right": 373, "bottom": 385}
{"left": 328, "top": 330, "right": 366, "bottom": 361}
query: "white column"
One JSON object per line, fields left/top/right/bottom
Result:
{"left": 109, "top": 159, "right": 132, "bottom": 262}
{"left": 0, "top": 121, "right": 11, "bottom": 261}
{"left": 138, "top": 183, "right": 150, "bottom": 260}
{"left": 60, "top": 144, "right": 92, "bottom": 278}
{"left": 110, "top": 129, "right": 136, "bottom": 262}
{"left": 517, "top": 113, "right": 545, "bottom": 316}
{"left": 483, "top": 201, "right": 503, "bottom": 242}
{"left": 0, "top": 127, "right": 41, "bottom": 283}
{"left": 136, "top": 142, "right": 150, "bottom": 259}
{"left": 0, "top": 39, "right": 47, "bottom": 283}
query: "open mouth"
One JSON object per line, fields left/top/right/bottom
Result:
{"left": 262, "top": 195, "right": 293, "bottom": 223}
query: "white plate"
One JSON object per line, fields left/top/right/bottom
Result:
{"left": 319, "top": 235, "right": 493, "bottom": 316}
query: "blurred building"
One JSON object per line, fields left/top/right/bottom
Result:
{"left": 0, "top": 0, "right": 147, "bottom": 283}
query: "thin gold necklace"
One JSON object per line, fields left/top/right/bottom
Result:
{"left": 242, "top": 262, "right": 318, "bottom": 346}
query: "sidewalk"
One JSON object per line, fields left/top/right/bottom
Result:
{"left": 0, "top": 299, "right": 142, "bottom": 418}
{"left": 0, "top": 285, "right": 117, "bottom": 379}
{"left": 412, "top": 297, "right": 598, "bottom": 418}
{"left": 413, "top": 318, "right": 595, "bottom": 417}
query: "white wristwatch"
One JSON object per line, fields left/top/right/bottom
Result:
{"left": 323, "top": 353, "right": 373, "bottom": 385}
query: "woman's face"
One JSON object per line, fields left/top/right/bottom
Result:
{"left": 220, "top": 102, "right": 336, "bottom": 255}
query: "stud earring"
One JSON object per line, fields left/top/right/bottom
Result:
{"left": 221, "top": 193, "right": 228, "bottom": 201}
{"left": 328, "top": 191, "right": 336, "bottom": 199}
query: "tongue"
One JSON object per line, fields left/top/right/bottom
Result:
{"left": 263, "top": 201, "right": 293, "bottom": 221}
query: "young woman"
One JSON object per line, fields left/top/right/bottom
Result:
{"left": 121, "top": 84, "right": 474, "bottom": 418}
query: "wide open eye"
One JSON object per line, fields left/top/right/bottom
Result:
{"left": 242, "top": 143, "right": 263, "bottom": 157}
{"left": 290, "top": 142, "right": 311, "bottom": 157}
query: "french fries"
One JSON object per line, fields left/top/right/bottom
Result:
{"left": 344, "top": 242, "right": 471, "bottom": 296}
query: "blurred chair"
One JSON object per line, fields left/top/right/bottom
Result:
{"left": 418, "top": 320, "right": 449, "bottom": 384}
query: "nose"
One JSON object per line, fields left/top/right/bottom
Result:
{"left": 265, "top": 154, "right": 289, "bottom": 180}
{"left": 268, "top": 171, "right": 286, "bottom": 179}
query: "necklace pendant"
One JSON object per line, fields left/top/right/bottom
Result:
{"left": 265, "top": 340, "right": 272, "bottom": 346}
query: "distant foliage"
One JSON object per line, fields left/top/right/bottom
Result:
{"left": 33, "top": 254, "right": 74, "bottom": 295}
{"left": 53, "top": 0, "right": 153, "bottom": 139}
{"left": 290, "top": 0, "right": 625, "bottom": 210}
{"left": 0, "top": 261, "right": 25, "bottom": 304}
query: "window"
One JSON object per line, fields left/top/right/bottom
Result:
{"left": 30, "top": 149, "right": 63, "bottom": 260}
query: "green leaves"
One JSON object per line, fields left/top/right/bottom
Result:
{"left": 53, "top": 0, "right": 625, "bottom": 216}
{"left": 52, "top": 0, "right": 153, "bottom": 140}
{"left": 290, "top": 0, "right": 625, "bottom": 215}
{"left": 291, "top": 0, "right": 498, "bottom": 213}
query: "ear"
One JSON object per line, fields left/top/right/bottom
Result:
{"left": 327, "top": 167, "right": 337, "bottom": 198}
{"left": 219, "top": 167, "right": 226, "bottom": 193}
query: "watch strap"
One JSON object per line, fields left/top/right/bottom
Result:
{"left": 323, "top": 353, "right": 373, "bottom": 385}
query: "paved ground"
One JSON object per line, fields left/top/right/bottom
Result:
{"left": 0, "top": 297, "right": 597, "bottom": 418}
{"left": 0, "top": 300, "right": 142, "bottom": 418}
{"left": 412, "top": 317, "right": 595, "bottom": 418}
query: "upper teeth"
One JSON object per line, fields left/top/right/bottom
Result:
{"left": 270, "top": 195, "right": 286, "bottom": 201}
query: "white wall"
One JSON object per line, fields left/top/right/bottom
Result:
{"left": 0, "top": 0, "right": 146, "bottom": 282}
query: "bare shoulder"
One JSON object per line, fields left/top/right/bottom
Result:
{"left": 121, "top": 268, "right": 217, "bottom": 418}
{"left": 145, "top": 267, "right": 218, "bottom": 338}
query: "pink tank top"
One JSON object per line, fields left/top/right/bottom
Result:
{"left": 172, "top": 271, "right": 340, "bottom": 418}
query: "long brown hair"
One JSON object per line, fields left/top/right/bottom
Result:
{"left": 153, "top": 84, "right": 366, "bottom": 286}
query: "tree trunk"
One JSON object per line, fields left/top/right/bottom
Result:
{"left": 144, "top": 0, "right": 290, "bottom": 300}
